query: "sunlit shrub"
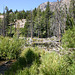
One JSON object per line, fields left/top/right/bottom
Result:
{"left": 0, "top": 36, "right": 24, "bottom": 60}
{"left": 68, "top": 62, "right": 75, "bottom": 75}
{"left": 62, "top": 27, "right": 75, "bottom": 48}
{"left": 5, "top": 48, "right": 75, "bottom": 75}
{"left": 15, "top": 62, "right": 38, "bottom": 75}
{"left": 20, "top": 48, "right": 40, "bottom": 64}
{"left": 39, "top": 52, "right": 69, "bottom": 75}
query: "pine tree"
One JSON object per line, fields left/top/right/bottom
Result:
{"left": 35, "top": 7, "right": 41, "bottom": 38}
{"left": 32, "top": 8, "right": 37, "bottom": 37}
{"left": 24, "top": 11, "right": 31, "bottom": 37}
{"left": 40, "top": 11, "right": 46, "bottom": 37}
{"left": 2, "top": 8, "right": 6, "bottom": 37}
{"left": 5, "top": 6, "right": 10, "bottom": 36}
{"left": 30, "top": 11, "right": 33, "bottom": 38}
{"left": 33, "top": 8, "right": 37, "bottom": 19}
{"left": 66, "top": 0, "right": 75, "bottom": 30}
{"left": 45, "top": 1, "right": 51, "bottom": 38}
{"left": 24, "top": 17, "right": 30, "bottom": 37}
{"left": 70, "top": 0, "right": 75, "bottom": 20}
{"left": 0, "top": 19, "right": 2, "bottom": 35}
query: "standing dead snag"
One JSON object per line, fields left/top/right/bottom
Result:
{"left": 57, "top": 0, "right": 61, "bottom": 43}
{"left": 0, "top": 8, "right": 6, "bottom": 36}
{"left": 30, "top": 11, "right": 33, "bottom": 38}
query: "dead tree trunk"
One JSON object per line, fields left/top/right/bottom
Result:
{"left": 3, "top": 10, "right": 6, "bottom": 37}
{"left": 31, "top": 11, "right": 33, "bottom": 38}
{"left": 17, "top": 22, "right": 20, "bottom": 39}
{"left": 57, "top": 0, "right": 61, "bottom": 43}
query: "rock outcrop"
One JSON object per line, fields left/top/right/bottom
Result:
{"left": 39, "top": 0, "right": 71, "bottom": 12}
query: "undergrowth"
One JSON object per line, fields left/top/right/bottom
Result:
{"left": 5, "top": 47, "right": 75, "bottom": 75}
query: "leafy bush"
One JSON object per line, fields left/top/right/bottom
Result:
{"left": 0, "top": 36, "right": 24, "bottom": 60}
{"left": 62, "top": 27, "right": 75, "bottom": 48}
{"left": 20, "top": 48, "right": 40, "bottom": 64}
{"left": 68, "top": 62, "right": 75, "bottom": 75}
{"left": 62, "top": 26, "right": 75, "bottom": 75}
{"left": 5, "top": 48, "right": 40, "bottom": 75}
{"left": 5, "top": 47, "right": 75, "bottom": 75}
{"left": 39, "top": 52, "right": 69, "bottom": 75}
{"left": 14, "top": 62, "right": 38, "bottom": 75}
{"left": 16, "top": 68, "right": 30, "bottom": 75}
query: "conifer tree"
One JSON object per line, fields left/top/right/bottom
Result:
{"left": 66, "top": 0, "right": 75, "bottom": 30}
{"left": 32, "top": 8, "right": 37, "bottom": 37}
{"left": 35, "top": 7, "right": 41, "bottom": 38}
{"left": 45, "top": 1, "right": 51, "bottom": 37}
{"left": 70, "top": 0, "right": 75, "bottom": 20}
{"left": 23, "top": 18, "right": 29, "bottom": 37}
{"left": 5, "top": 6, "right": 10, "bottom": 36}
{"left": 40, "top": 11, "right": 46, "bottom": 37}
{"left": 0, "top": 19, "right": 2, "bottom": 35}
{"left": 24, "top": 12, "right": 31, "bottom": 37}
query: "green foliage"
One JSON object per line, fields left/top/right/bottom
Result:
{"left": 62, "top": 27, "right": 75, "bottom": 48}
{"left": 0, "top": 36, "right": 24, "bottom": 60}
{"left": 5, "top": 47, "right": 75, "bottom": 75}
{"left": 33, "top": 8, "right": 37, "bottom": 20}
{"left": 16, "top": 68, "right": 30, "bottom": 75}
{"left": 5, "top": 47, "right": 40, "bottom": 75}
{"left": 24, "top": 21, "right": 30, "bottom": 37}
{"left": 0, "top": 19, "right": 2, "bottom": 30}
{"left": 19, "top": 2, "right": 53, "bottom": 38}
{"left": 66, "top": 15, "right": 74, "bottom": 30}
{"left": 44, "top": 1, "right": 52, "bottom": 37}
{"left": 14, "top": 62, "right": 38, "bottom": 75}
{"left": 5, "top": 6, "right": 10, "bottom": 25}
{"left": 39, "top": 52, "right": 68, "bottom": 75}
{"left": 5, "top": 6, "right": 10, "bottom": 33}
{"left": 69, "top": 0, "right": 75, "bottom": 19}
{"left": 20, "top": 48, "right": 40, "bottom": 64}
{"left": 68, "top": 62, "right": 75, "bottom": 75}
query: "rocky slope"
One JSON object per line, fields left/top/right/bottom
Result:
{"left": 39, "top": 0, "right": 71, "bottom": 11}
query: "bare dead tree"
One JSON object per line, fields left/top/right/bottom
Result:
{"left": 2, "top": 9, "right": 6, "bottom": 37}
{"left": 30, "top": 11, "right": 33, "bottom": 38}
{"left": 17, "top": 22, "right": 20, "bottom": 38}
{"left": 57, "top": 0, "right": 61, "bottom": 43}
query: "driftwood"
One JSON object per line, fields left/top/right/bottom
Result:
{"left": 68, "top": 48, "right": 75, "bottom": 50}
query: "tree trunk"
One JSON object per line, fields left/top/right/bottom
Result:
{"left": 38, "top": 29, "right": 39, "bottom": 38}
{"left": 59, "top": 23, "right": 61, "bottom": 43}
{"left": 31, "top": 11, "right": 33, "bottom": 38}
{"left": 10, "top": 24, "right": 12, "bottom": 35}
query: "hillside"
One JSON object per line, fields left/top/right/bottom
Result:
{"left": 39, "top": 0, "right": 71, "bottom": 11}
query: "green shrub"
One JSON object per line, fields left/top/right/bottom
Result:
{"left": 68, "top": 62, "right": 75, "bottom": 75}
{"left": 0, "top": 36, "right": 24, "bottom": 60}
{"left": 39, "top": 52, "right": 69, "bottom": 75}
{"left": 62, "top": 26, "right": 75, "bottom": 75}
{"left": 15, "top": 62, "right": 38, "bottom": 75}
{"left": 5, "top": 48, "right": 41, "bottom": 75}
{"left": 5, "top": 48, "right": 75, "bottom": 75}
{"left": 62, "top": 27, "right": 75, "bottom": 48}
{"left": 29, "top": 62, "right": 38, "bottom": 75}
{"left": 20, "top": 48, "right": 40, "bottom": 65}
{"left": 16, "top": 68, "right": 30, "bottom": 75}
